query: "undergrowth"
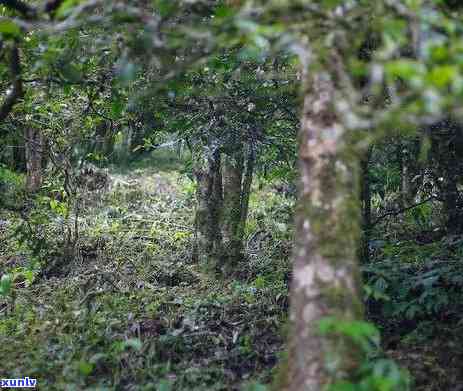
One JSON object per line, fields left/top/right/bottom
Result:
{"left": 0, "top": 166, "right": 288, "bottom": 390}
{"left": 1, "top": 161, "right": 463, "bottom": 390}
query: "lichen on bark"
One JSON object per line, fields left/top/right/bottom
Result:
{"left": 281, "top": 68, "right": 366, "bottom": 391}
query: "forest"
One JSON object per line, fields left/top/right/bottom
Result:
{"left": 1, "top": 0, "right": 463, "bottom": 390}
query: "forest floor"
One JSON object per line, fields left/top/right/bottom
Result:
{"left": 0, "top": 157, "right": 292, "bottom": 390}
{"left": 1, "top": 155, "right": 462, "bottom": 390}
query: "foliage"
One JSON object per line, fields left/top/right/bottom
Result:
{"left": 365, "top": 253, "right": 463, "bottom": 325}
{"left": 318, "top": 317, "right": 411, "bottom": 391}
{"left": 1, "top": 0, "right": 463, "bottom": 389}
{"left": 0, "top": 164, "right": 24, "bottom": 206}
{"left": 0, "top": 164, "right": 288, "bottom": 390}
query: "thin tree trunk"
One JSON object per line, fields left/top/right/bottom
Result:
{"left": 396, "top": 142, "right": 405, "bottom": 209}
{"left": 443, "top": 154, "right": 460, "bottom": 234}
{"left": 221, "top": 148, "right": 244, "bottom": 269}
{"left": 399, "top": 139, "right": 423, "bottom": 209}
{"left": 25, "top": 128, "right": 43, "bottom": 193}
{"left": 239, "top": 143, "right": 255, "bottom": 239}
{"left": 193, "top": 150, "right": 222, "bottom": 267}
{"left": 431, "top": 122, "right": 462, "bottom": 234}
{"left": 401, "top": 148, "right": 410, "bottom": 208}
{"left": 284, "top": 71, "right": 364, "bottom": 391}
{"left": 360, "top": 147, "right": 371, "bottom": 263}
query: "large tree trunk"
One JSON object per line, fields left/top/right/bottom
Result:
{"left": 25, "top": 128, "right": 44, "bottom": 193}
{"left": 284, "top": 71, "right": 364, "bottom": 390}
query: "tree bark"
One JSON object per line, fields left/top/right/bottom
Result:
{"left": 221, "top": 148, "right": 244, "bottom": 269}
{"left": 359, "top": 148, "right": 371, "bottom": 263}
{"left": 194, "top": 142, "right": 255, "bottom": 272}
{"left": 401, "top": 145, "right": 410, "bottom": 208}
{"left": 239, "top": 144, "right": 255, "bottom": 239}
{"left": 284, "top": 71, "right": 364, "bottom": 391}
{"left": 25, "top": 128, "right": 44, "bottom": 193}
{"left": 442, "top": 154, "right": 460, "bottom": 234}
{"left": 430, "top": 120, "right": 462, "bottom": 234}
{"left": 193, "top": 150, "right": 222, "bottom": 267}
{"left": 0, "top": 45, "right": 23, "bottom": 124}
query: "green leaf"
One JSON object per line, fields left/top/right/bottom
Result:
{"left": 56, "top": 0, "right": 84, "bottom": 19}
{"left": 215, "top": 5, "right": 234, "bottom": 19}
{"left": 111, "top": 99, "right": 124, "bottom": 118}
{"left": 429, "top": 45, "right": 449, "bottom": 62}
{"left": 77, "top": 361, "right": 94, "bottom": 377}
{"left": 382, "top": 19, "right": 407, "bottom": 42}
{"left": 24, "top": 270, "right": 34, "bottom": 285}
{"left": 427, "top": 65, "right": 458, "bottom": 88}
{"left": 0, "top": 20, "right": 21, "bottom": 38}
{"left": 318, "top": 317, "right": 380, "bottom": 352}
{"left": 385, "top": 60, "right": 423, "bottom": 80}
{"left": 122, "top": 338, "right": 143, "bottom": 351}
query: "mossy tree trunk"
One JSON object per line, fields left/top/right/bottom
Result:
{"left": 221, "top": 147, "right": 245, "bottom": 269}
{"left": 193, "top": 150, "right": 223, "bottom": 267}
{"left": 194, "top": 142, "right": 255, "bottom": 272}
{"left": 284, "top": 70, "right": 364, "bottom": 390}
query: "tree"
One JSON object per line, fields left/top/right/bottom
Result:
{"left": 272, "top": 0, "right": 463, "bottom": 387}
{"left": 24, "top": 127, "right": 44, "bottom": 192}
{"left": 284, "top": 63, "right": 364, "bottom": 391}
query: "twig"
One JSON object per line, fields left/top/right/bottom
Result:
{"left": 372, "top": 196, "right": 436, "bottom": 226}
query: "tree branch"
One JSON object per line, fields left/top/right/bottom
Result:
{"left": 372, "top": 196, "right": 436, "bottom": 226}
{"left": 0, "top": 44, "right": 23, "bottom": 122}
